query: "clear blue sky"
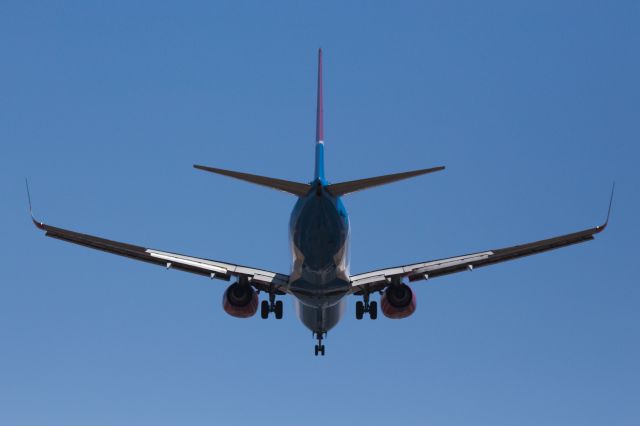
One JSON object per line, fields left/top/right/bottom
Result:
{"left": 2, "top": 1, "right": 638, "bottom": 425}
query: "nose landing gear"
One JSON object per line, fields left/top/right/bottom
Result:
{"left": 314, "top": 331, "right": 326, "bottom": 356}
{"left": 355, "top": 292, "right": 377, "bottom": 320}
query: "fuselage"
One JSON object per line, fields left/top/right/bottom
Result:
{"left": 288, "top": 180, "right": 351, "bottom": 334}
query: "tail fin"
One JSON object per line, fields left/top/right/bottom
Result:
{"left": 194, "top": 165, "right": 310, "bottom": 196}
{"left": 314, "top": 48, "right": 325, "bottom": 182}
{"left": 326, "top": 166, "right": 445, "bottom": 196}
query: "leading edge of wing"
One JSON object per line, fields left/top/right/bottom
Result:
{"left": 25, "top": 181, "right": 289, "bottom": 291}
{"left": 350, "top": 183, "right": 614, "bottom": 289}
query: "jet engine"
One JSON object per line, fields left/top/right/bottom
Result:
{"left": 381, "top": 284, "right": 416, "bottom": 319}
{"left": 222, "top": 283, "right": 258, "bottom": 318}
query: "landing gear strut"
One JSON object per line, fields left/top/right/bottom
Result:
{"left": 355, "top": 291, "right": 377, "bottom": 320}
{"left": 260, "top": 288, "right": 283, "bottom": 319}
{"left": 314, "top": 331, "right": 326, "bottom": 356}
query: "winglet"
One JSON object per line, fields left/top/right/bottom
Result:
{"left": 598, "top": 182, "right": 615, "bottom": 230}
{"left": 25, "top": 179, "right": 45, "bottom": 230}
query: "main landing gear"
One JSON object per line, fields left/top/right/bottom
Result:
{"left": 355, "top": 292, "right": 377, "bottom": 320}
{"left": 260, "top": 290, "right": 283, "bottom": 319}
{"left": 314, "top": 331, "right": 326, "bottom": 356}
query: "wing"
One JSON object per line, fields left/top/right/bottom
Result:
{"left": 29, "top": 214, "right": 289, "bottom": 294}
{"left": 350, "top": 187, "right": 614, "bottom": 294}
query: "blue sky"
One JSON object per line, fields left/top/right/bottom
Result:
{"left": 1, "top": 1, "right": 639, "bottom": 424}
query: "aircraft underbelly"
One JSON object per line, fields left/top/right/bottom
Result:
{"left": 288, "top": 189, "right": 351, "bottom": 333}
{"left": 295, "top": 299, "right": 346, "bottom": 333}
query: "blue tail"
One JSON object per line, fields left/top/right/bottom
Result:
{"left": 314, "top": 48, "right": 326, "bottom": 183}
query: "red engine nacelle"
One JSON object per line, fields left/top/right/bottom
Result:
{"left": 222, "top": 283, "right": 259, "bottom": 318}
{"left": 381, "top": 284, "right": 416, "bottom": 319}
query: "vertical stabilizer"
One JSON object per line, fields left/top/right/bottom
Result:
{"left": 314, "top": 48, "right": 325, "bottom": 182}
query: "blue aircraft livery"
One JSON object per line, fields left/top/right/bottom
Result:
{"left": 29, "top": 49, "right": 612, "bottom": 355}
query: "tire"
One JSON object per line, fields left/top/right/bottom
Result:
{"left": 369, "top": 301, "right": 378, "bottom": 320}
{"left": 355, "top": 301, "right": 364, "bottom": 320}
{"left": 275, "top": 300, "right": 283, "bottom": 319}
{"left": 320, "top": 345, "right": 325, "bottom": 356}
{"left": 314, "top": 345, "right": 319, "bottom": 356}
{"left": 260, "top": 300, "right": 269, "bottom": 319}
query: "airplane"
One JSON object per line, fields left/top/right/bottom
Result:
{"left": 28, "top": 49, "right": 613, "bottom": 356}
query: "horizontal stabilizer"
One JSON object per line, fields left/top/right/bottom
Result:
{"left": 194, "top": 165, "right": 311, "bottom": 196}
{"left": 326, "top": 166, "right": 445, "bottom": 196}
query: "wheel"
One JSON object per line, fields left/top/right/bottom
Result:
{"left": 274, "top": 300, "right": 283, "bottom": 319}
{"left": 355, "top": 301, "right": 364, "bottom": 320}
{"left": 369, "top": 301, "right": 378, "bottom": 320}
{"left": 260, "top": 300, "right": 269, "bottom": 319}
{"left": 320, "top": 345, "right": 325, "bottom": 356}
{"left": 314, "top": 345, "right": 319, "bottom": 356}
